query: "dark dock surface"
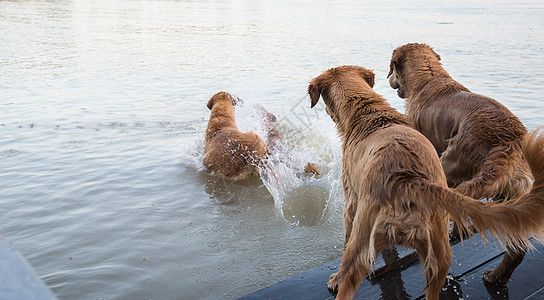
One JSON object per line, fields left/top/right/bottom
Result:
{"left": 241, "top": 232, "right": 544, "bottom": 299}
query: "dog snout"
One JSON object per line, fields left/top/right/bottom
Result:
{"left": 389, "top": 72, "right": 399, "bottom": 89}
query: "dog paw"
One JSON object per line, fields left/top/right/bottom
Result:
{"left": 482, "top": 268, "right": 509, "bottom": 284}
{"left": 304, "top": 162, "right": 321, "bottom": 176}
{"left": 327, "top": 272, "right": 339, "bottom": 294}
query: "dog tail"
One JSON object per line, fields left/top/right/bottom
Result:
{"left": 454, "top": 138, "right": 533, "bottom": 201}
{"left": 390, "top": 128, "right": 544, "bottom": 251}
{"left": 523, "top": 127, "right": 544, "bottom": 195}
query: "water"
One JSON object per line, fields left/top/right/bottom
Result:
{"left": 1, "top": 0, "right": 543, "bottom": 299}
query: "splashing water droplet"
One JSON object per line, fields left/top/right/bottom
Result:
{"left": 184, "top": 95, "right": 343, "bottom": 225}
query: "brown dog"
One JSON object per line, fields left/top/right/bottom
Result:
{"left": 203, "top": 91, "right": 269, "bottom": 180}
{"left": 308, "top": 65, "right": 544, "bottom": 300}
{"left": 387, "top": 43, "right": 539, "bottom": 283}
{"left": 204, "top": 91, "right": 319, "bottom": 179}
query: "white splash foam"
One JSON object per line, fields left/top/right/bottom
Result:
{"left": 181, "top": 136, "right": 207, "bottom": 172}
{"left": 183, "top": 94, "right": 343, "bottom": 225}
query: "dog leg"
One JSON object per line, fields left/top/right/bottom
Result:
{"left": 414, "top": 228, "right": 451, "bottom": 300}
{"left": 342, "top": 196, "right": 358, "bottom": 249}
{"left": 425, "top": 246, "right": 451, "bottom": 300}
{"left": 439, "top": 141, "right": 467, "bottom": 188}
{"left": 483, "top": 245, "right": 525, "bottom": 284}
{"left": 328, "top": 240, "right": 370, "bottom": 300}
{"left": 332, "top": 224, "right": 391, "bottom": 300}
{"left": 328, "top": 195, "right": 359, "bottom": 295}
{"left": 327, "top": 232, "right": 369, "bottom": 297}
{"left": 327, "top": 272, "right": 339, "bottom": 294}
{"left": 449, "top": 223, "right": 475, "bottom": 244}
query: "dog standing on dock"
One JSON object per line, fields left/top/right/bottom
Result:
{"left": 308, "top": 65, "right": 544, "bottom": 300}
{"left": 387, "top": 43, "right": 541, "bottom": 283}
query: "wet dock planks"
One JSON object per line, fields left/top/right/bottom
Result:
{"left": 240, "top": 232, "right": 544, "bottom": 299}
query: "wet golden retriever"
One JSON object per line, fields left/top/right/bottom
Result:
{"left": 203, "top": 91, "right": 269, "bottom": 179}
{"left": 387, "top": 43, "right": 540, "bottom": 283}
{"left": 203, "top": 91, "right": 319, "bottom": 179}
{"left": 308, "top": 65, "right": 544, "bottom": 300}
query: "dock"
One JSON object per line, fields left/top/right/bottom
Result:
{"left": 240, "top": 232, "right": 544, "bottom": 299}
{"left": 0, "top": 234, "right": 56, "bottom": 300}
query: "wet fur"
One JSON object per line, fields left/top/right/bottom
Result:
{"left": 204, "top": 91, "right": 319, "bottom": 179}
{"left": 387, "top": 43, "right": 532, "bottom": 200}
{"left": 203, "top": 92, "right": 268, "bottom": 179}
{"left": 308, "top": 65, "right": 544, "bottom": 300}
{"left": 388, "top": 43, "right": 542, "bottom": 283}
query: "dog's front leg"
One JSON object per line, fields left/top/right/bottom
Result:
{"left": 328, "top": 188, "right": 358, "bottom": 294}
{"left": 342, "top": 187, "right": 358, "bottom": 249}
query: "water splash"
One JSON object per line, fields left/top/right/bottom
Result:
{"left": 182, "top": 137, "right": 207, "bottom": 172}
{"left": 184, "top": 94, "right": 343, "bottom": 226}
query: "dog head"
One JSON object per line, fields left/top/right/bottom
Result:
{"left": 308, "top": 65, "right": 375, "bottom": 121}
{"left": 207, "top": 91, "right": 242, "bottom": 110}
{"left": 387, "top": 43, "right": 441, "bottom": 98}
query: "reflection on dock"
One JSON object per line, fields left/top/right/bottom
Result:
{"left": 240, "top": 232, "right": 544, "bottom": 299}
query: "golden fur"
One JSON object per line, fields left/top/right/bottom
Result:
{"left": 388, "top": 43, "right": 532, "bottom": 200}
{"left": 308, "top": 65, "right": 544, "bottom": 300}
{"left": 203, "top": 91, "right": 319, "bottom": 179}
{"left": 203, "top": 92, "right": 269, "bottom": 179}
{"left": 388, "top": 43, "right": 540, "bottom": 283}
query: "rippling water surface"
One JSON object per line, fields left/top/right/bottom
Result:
{"left": 1, "top": 0, "right": 543, "bottom": 299}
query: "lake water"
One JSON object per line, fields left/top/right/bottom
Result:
{"left": 1, "top": 0, "right": 543, "bottom": 299}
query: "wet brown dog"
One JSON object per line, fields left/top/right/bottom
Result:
{"left": 388, "top": 43, "right": 541, "bottom": 283}
{"left": 204, "top": 91, "right": 319, "bottom": 179}
{"left": 203, "top": 91, "right": 269, "bottom": 180}
{"left": 309, "top": 65, "right": 544, "bottom": 300}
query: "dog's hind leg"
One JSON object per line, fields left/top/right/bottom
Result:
{"left": 332, "top": 217, "right": 391, "bottom": 300}
{"left": 413, "top": 227, "right": 451, "bottom": 300}
{"left": 341, "top": 191, "right": 359, "bottom": 249}
{"left": 483, "top": 244, "right": 526, "bottom": 284}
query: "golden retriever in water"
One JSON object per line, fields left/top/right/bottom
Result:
{"left": 203, "top": 91, "right": 268, "bottom": 179}
{"left": 203, "top": 91, "right": 319, "bottom": 179}
{"left": 387, "top": 43, "right": 539, "bottom": 283}
{"left": 308, "top": 65, "right": 544, "bottom": 300}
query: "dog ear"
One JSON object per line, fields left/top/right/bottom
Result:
{"left": 308, "top": 82, "right": 321, "bottom": 108}
{"left": 359, "top": 69, "right": 375, "bottom": 88}
{"left": 388, "top": 48, "right": 403, "bottom": 78}
{"left": 206, "top": 96, "right": 216, "bottom": 110}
